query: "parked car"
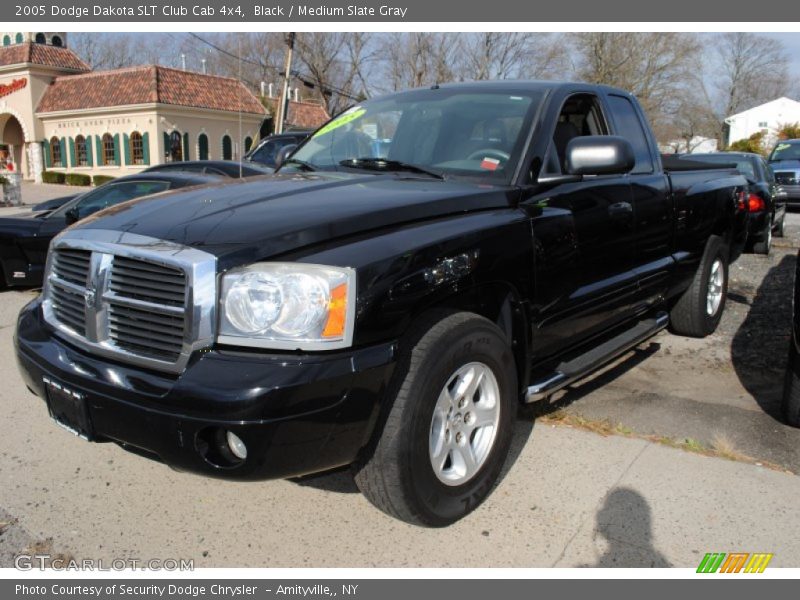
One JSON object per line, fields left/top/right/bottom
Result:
{"left": 783, "top": 249, "right": 800, "bottom": 427}
{"left": 680, "top": 152, "right": 786, "bottom": 255}
{"left": 31, "top": 194, "right": 78, "bottom": 213}
{"left": 245, "top": 131, "right": 312, "bottom": 169}
{"left": 0, "top": 172, "right": 218, "bottom": 288}
{"left": 16, "top": 81, "right": 748, "bottom": 526}
{"left": 143, "top": 160, "right": 273, "bottom": 178}
{"left": 768, "top": 139, "right": 800, "bottom": 208}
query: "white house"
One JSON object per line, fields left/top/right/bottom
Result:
{"left": 660, "top": 136, "right": 719, "bottom": 155}
{"left": 725, "top": 97, "right": 800, "bottom": 149}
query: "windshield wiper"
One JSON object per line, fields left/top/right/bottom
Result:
{"left": 281, "top": 158, "right": 317, "bottom": 172}
{"left": 339, "top": 158, "right": 445, "bottom": 180}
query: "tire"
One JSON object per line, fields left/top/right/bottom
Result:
{"left": 783, "top": 342, "right": 800, "bottom": 427}
{"left": 775, "top": 213, "right": 786, "bottom": 238}
{"left": 353, "top": 311, "right": 517, "bottom": 527}
{"left": 752, "top": 215, "right": 773, "bottom": 255}
{"left": 669, "top": 236, "right": 728, "bottom": 338}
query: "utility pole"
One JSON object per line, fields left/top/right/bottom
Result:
{"left": 275, "top": 32, "right": 295, "bottom": 135}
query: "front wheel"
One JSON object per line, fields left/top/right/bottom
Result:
{"left": 669, "top": 236, "right": 729, "bottom": 338}
{"left": 353, "top": 311, "right": 517, "bottom": 527}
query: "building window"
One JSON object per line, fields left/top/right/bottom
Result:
{"left": 169, "top": 131, "right": 183, "bottom": 162}
{"left": 2, "top": 36, "right": 10, "bottom": 47}
{"left": 198, "top": 133, "right": 209, "bottom": 160}
{"left": 50, "top": 136, "right": 61, "bottom": 166}
{"left": 51, "top": 35, "right": 63, "bottom": 47}
{"left": 130, "top": 131, "right": 144, "bottom": 165}
{"left": 102, "top": 133, "right": 115, "bottom": 166}
{"left": 15, "top": 33, "right": 23, "bottom": 44}
{"left": 222, "top": 135, "right": 233, "bottom": 160}
{"left": 75, "top": 135, "right": 88, "bottom": 166}
{"left": 244, "top": 136, "right": 253, "bottom": 153}
{"left": 758, "top": 121, "right": 769, "bottom": 128}
{"left": 34, "top": 33, "right": 45, "bottom": 44}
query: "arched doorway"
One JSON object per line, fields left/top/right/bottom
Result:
{"left": 0, "top": 114, "right": 25, "bottom": 171}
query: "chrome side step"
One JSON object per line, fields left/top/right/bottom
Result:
{"left": 525, "top": 311, "right": 668, "bottom": 403}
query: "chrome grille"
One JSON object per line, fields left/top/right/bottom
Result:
{"left": 110, "top": 257, "right": 187, "bottom": 307}
{"left": 52, "top": 249, "right": 91, "bottom": 286}
{"left": 49, "top": 284, "right": 86, "bottom": 336}
{"left": 42, "top": 230, "right": 217, "bottom": 374}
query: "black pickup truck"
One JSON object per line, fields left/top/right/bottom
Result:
{"left": 15, "top": 82, "right": 748, "bottom": 527}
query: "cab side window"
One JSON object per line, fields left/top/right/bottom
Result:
{"left": 606, "top": 94, "right": 654, "bottom": 174}
{"left": 542, "top": 93, "right": 609, "bottom": 177}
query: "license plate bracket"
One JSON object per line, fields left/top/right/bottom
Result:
{"left": 43, "top": 377, "right": 94, "bottom": 441}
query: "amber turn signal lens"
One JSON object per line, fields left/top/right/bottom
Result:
{"left": 322, "top": 283, "right": 348, "bottom": 338}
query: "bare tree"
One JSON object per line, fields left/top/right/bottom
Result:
{"left": 569, "top": 33, "right": 702, "bottom": 120}
{"left": 70, "top": 33, "right": 180, "bottom": 70}
{"left": 381, "top": 32, "right": 459, "bottom": 92}
{"left": 456, "top": 32, "right": 568, "bottom": 80}
{"left": 712, "top": 32, "right": 792, "bottom": 141}
{"left": 293, "top": 32, "right": 375, "bottom": 115}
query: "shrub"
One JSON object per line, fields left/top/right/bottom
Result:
{"left": 41, "top": 171, "right": 66, "bottom": 184}
{"left": 728, "top": 131, "right": 765, "bottom": 155}
{"left": 777, "top": 122, "right": 800, "bottom": 140}
{"left": 92, "top": 175, "right": 115, "bottom": 186}
{"left": 65, "top": 173, "right": 91, "bottom": 186}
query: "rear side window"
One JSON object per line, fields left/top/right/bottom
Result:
{"left": 607, "top": 94, "right": 654, "bottom": 174}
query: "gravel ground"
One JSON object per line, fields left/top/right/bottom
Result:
{"left": 549, "top": 213, "right": 800, "bottom": 472}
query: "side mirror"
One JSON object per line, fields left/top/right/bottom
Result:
{"left": 565, "top": 136, "right": 635, "bottom": 176}
{"left": 64, "top": 207, "right": 80, "bottom": 225}
{"left": 275, "top": 144, "right": 298, "bottom": 170}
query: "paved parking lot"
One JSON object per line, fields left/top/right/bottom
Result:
{"left": 0, "top": 198, "right": 799, "bottom": 568}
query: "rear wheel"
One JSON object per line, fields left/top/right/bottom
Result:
{"left": 753, "top": 215, "right": 773, "bottom": 255}
{"left": 775, "top": 213, "right": 786, "bottom": 238}
{"left": 353, "top": 311, "right": 517, "bottom": 527}
{"left": 669, "top": 236, "right": 728, "bottom": 338}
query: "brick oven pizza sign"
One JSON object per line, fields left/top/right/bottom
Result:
{"left": 0, "top": 78, "right": 27, "bottom": 99}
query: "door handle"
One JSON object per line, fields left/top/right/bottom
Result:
{"left": 608, "top": 201, "right": 633, "bottom": 218}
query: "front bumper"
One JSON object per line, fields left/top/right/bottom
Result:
{"left": 15, "top": 298, "right": 396, "bottom": 480}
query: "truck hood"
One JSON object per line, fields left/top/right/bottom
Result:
{"left": 72, "top": 172, "right": 515, "bottom": 264}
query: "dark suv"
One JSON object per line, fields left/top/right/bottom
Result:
{"left": 768, "top": 139, "right": 800, "bottom": 207}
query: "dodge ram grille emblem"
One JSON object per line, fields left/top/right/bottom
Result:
{"left": 84, "top": 289, "right": 96, "bottom": 308}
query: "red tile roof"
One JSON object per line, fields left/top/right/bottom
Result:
{"left": 37, "top": 65, "right": 267, "bottom": 115}
{"left": 263, "top": 97, "right": 330, "bottom": 129}
{"left": 0, "top": 42, "right": 90, "bottom": 72}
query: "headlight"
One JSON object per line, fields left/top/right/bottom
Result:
{"left": 218, "top": 263, "right": 356, "bottom": 350}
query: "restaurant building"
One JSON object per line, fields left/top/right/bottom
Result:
{"left": 0, "top": 32, "right": 327, "bottom": 183}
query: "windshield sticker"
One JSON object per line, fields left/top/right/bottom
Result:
{"left": 314, "top": 107, "right": 366, "bottom": 138}
{"left": 775, "top": 143, "right": 791, "bottom": 152}
{"left": 480, "top": 157, "right": 500, "bottom": 171}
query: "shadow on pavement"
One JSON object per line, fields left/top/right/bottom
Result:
{"left": 586, "top": 487, "right": 671, "bottom": 568}
{"left": 731, "top": 253, "right": 796, "bottom": 422}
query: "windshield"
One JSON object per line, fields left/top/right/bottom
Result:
{"left": 685, "top": 154, "right": 757, "bottom": 181}
{"left": 286, "top": 88, "right": 543, "bottom": 183}
{"left": 769, "top": 142, "right": 800, "bottom": 162}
